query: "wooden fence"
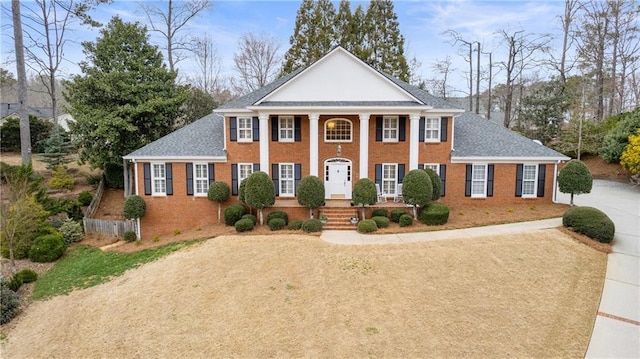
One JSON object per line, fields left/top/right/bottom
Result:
{"left": 83, "top": 217, "right": 136, "bottom": 237}
{"left": 84, "top": 176, "right": 105, "bottom": 218}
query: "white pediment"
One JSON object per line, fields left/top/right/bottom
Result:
{"left": 259, "top": 47, "right": 419, "bottom": 103}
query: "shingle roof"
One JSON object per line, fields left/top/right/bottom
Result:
{"left": 216, "top": 68, "right": 304, "bottom": 110}
{"left": 124, "top": 113, "right": 225, "bottom": 159}
{"left": 453, "top": 112, "right": 569, "bottom": 160}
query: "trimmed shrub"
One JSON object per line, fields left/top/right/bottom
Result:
{"left": 15, "top": 269, "right": 38, "bottom": 283}
{"left": 123, "top": 195, "right": 146, "bottom": 219}
{"left": 391, "top": 209, "right": 406, "bottom": 223}
{"left": 563, "top": 206, "right": 615, "bottom": 243}
{"left": 357, "top": 219, "right": 378, "bottom": 233}
{"left": 65, "top": 201, "right": 84, "bottom": 221}
{"left": 224, "top": 204, "right": 247, "bottom": 226}
{"left": 424, "top": 168, "right": 442, "bottom": 201}
{"left": 1, "top": 277, "right": 20, "bottom": 324}
{"left": 371, "top": 216, "right": 390, "bottom": 228}
{"left": 371, "top": 209, "right": 388, "bottom": 218}
{"left": 302, "top": 219, "right": 323, "bottom": 233}
{"left": 420, "top": 202, "right": 450, "bottom": 225}
{"left": 296, "top": 175, "right": 326, "bottom": 218}
{"left": 267, "top": 211, "right": 289, "bottom": 225}
{"left": 268, "top": 218, "right": 286, "bottom": 231}
{"left": 77, "top": 191, "right": 93, "bottom": 206}
{"left": 288, "top": 219, "right": 304, "bottom": 230}
{"left": 235, "top": 218, "right": 254, "bottom": 232}
{"left": 58, "top": 218, "right": 84, "bottom": 244}
{"left": 123, "top": 231, "right": 137, "bottom": 242}
{"left": 28, "top": 233, "right": 67, "bottom": 262}
{"left": 399, "top": 214, "right": 413, "bottom": 227}
{"left": 242, "top": 214, "right": 258, "bottom": 225}
{"left": 8, "top": 275, "right": 23, "bottom": 291}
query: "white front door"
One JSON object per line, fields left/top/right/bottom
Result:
{"left": 325, "top": 160, "right": 352, "bottom": 199}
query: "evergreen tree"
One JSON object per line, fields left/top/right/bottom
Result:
{"left": 517, "top": 79, "right": 568, "bottom": 145}
{"left": 65, "top": 17, "right": 188, "bottom": 169}
{"left": 350, "top": 5, "right": 368, "bottom": 61}
{"left": 40, "top": 126, "right": 73, "bottom": 170}
{"left": 335, "top": 0, "right": 353, "bottom": 49}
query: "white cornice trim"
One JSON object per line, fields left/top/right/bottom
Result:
{"left": 124, "top": 156, "right": 228, "bottom": 162}
{"left": 450, "top": 156, "right": 570, "bottom": 163}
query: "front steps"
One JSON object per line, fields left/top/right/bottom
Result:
{"left": 320, "top": 207, "right": 359, "bottom": 230}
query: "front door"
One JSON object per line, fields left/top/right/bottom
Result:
{"left": 325, "top": 159, "right": 352, "bottom": 199}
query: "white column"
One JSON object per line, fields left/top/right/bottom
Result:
{"left": 259, "top": 114, "right": 269, "bottom": 174}
{"left": 359, "top": 113, "right": 370, "bottom": 179}
{"left": 309, "top": 113, "right": 319, "bottom": 176}
{"left": 409, "top": 113, "right": 421, "bottom": 170}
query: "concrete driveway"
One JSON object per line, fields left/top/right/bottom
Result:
{"left": 556, "top": 179, "right": 640, "bottom": 358}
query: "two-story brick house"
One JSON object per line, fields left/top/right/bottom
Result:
{"left": 124, "top": 47, "right": 569, "bottom": 238}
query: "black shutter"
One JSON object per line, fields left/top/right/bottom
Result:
{"left": 252, "top": 117, "right": 259, "bottom": 141}
{"left": 294, "top": 117, "right": 302, "bottom": 142}
{"left": 398, "top": 164, "right": 405, "bottom": 183}
{"left": 229, "top": 117, "right": 237, "bottom": 141}
{"left": 418, "top": 164, "right": 424, "bottom": 170}
{"left": 253, "top": 163, "right": 260, "bottom": 172}
{"left": 375, "top": 164, "right": 382, "bottom": 189}
{"left": 272, "top": 164, "right": 279, "bottom": 196}
{"left": 515, "top": 164, "right": 523, "bottom": 197}
{"left": 294, "top": 164, "right": 301, "bottom": 191}
{"left": 440, "top": 117, "right": 448, "bottom": 142}
{"left": 419, "top": 117, "right": 425, "bottom": 142}
{"left": 537, "top": 164, "right": 546, "bottom": 197}
{"left": 439, "top": 164, "right": 446, "bottom": 197}
{"left": 271, "top": 116, "right": 278, "bottom": 141}
{"left": 209, "top": 164, "right": 215, "bottom": 185}
{"left": 166, "top": 163, "right": 173, "bottom": 195}
{"left": 465, "top": 165, "right": 472, "bottom": 197}
{"left": 487, "top": 164, "right": 494, "bottom": 197}
{"left": 231, "top": 164, "right": 238, "bottom": 195}
{"left": 399, "top": 116, "right": 406, "bottom": 141}
{"left": 375, "top": 116, "right": 383, "bottom": 141}
{"left": 143, "top": 163, "right": 151, "bottom": 195}
{"left": 186, "top": 163, "right": 194, "bottom": 196}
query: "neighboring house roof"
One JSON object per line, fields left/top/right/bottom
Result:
{"left": 123, "top": 113, "right": 226, "bottom": 161}
{"left": 1, "top": 102, "right": 53, "bottom": 120}
{"left": 452, "top": 112, "right": 569, "bottom": 161}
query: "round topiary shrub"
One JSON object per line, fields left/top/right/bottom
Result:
{"left": 399, "top": 214, "right": 413, "bottom": 227}
{"left": 15, "top": 269, "right": 38, "bottom": 283}
{"left": 288, "top": 219, "right": 304, "bottom": 230}
{"left": 391, "top": 209, "right": 406, "bottom": 223}
{"left": 371, "top": 209, "right": 389, "bottom": 218}
{"left": 371, "top": 216, "right": 390, "bottom": 228}
{"left": 1, "top": 277, "right": 20, "bottom": 324}
{"left": 123, "top": 195, "right": 146, "bottom": 219}
{"left": 420, "top": 202, "right": 450, "bottom": 225}
{"left": 302, "top": 219, "right": 323, "bottom": 233}
{"left": 242, "top": 214, "right": 258, "bottom": 225}
{"left": 563, "top": 206, "right": 615, "bottom": 243}
{"left": 28, "top": 233, "right": 67, "bottom": 263}
{"left": 357, "top": 219, "right": 378, "bottom": 233}
{"left": 77, "top": 191, "right": 93, "bottom": 206}
{"left": 235, "top": 218, "right": 254, "bottom": 232}
{"left": 123, "top": 231, "right": 137, "bottom": 242}
{"left": 58, "top": 218, "right": 84, "bottom": 244}
{"left": 224, "top": 204, "right": 247, "bottom": 226}
{"left": 268, "top": 218, "right": 286, "bottom": 231}
{"left": 267, "top": 211, "right": 289, "bottom": 225}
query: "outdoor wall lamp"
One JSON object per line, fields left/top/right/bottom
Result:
{"left": 337, "top": 144, "right": 342, "bottom": 156}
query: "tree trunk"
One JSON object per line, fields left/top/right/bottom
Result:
{"left": 12, "top": 0, "right": 31, "bottom": 164}
{"left": 217, "top": 203, "right": 221, "bottom": 223}
{"left": 361, "top": 206, "right": 366, "bottom": 220}
{"left": 259, "top": 209, "right": 264, "bottom": 225}
{"left": 309, "top": 208, "right": 313, "bottom": 219}
{"left": 412, "top": 205, "right": 417, "bottom": 220}
{"left": 570, "top": 193, "right": 574, "bottom": 206}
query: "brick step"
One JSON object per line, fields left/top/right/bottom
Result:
{"left": 320, "top": 207, "right": 360, "bottom": 230}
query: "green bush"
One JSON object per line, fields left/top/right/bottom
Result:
{"left": 123, "top": 195, "right": 146, "bottom": 219}
{"left": 302, "top": 219, "right": 323, "bottom": 233}
{"left": 235, "top": 218, "right": 254, "bottom": 232}
{"left": 420, "top": 202, "right": 450, "bottom": 226}
{"left": 49, "top": 164, "right": 75, "bottom": 190}
{"left": 58, "top": 218, "right": 84, "bottom": 244}
{"left": 268, "top": 218, "right": 286, "bottom": 231}
{"left": 1, "top": 277, "right": 20, "bottom": 324}
{"left": 242, "top": 214, "right": 257, "bottom": 225}
{"left": 371, "top": 209, "right": 388, "bottom": 218}
{"left": 296, "top": 176, "right": 326, "bottom": 216}
{"left": 15, "top": 269, "right": 38, "bottom": 283}
{"left": 78, "top": 191, "right": 93, "bottom": 206}
{"left": 8, "top": 275, "right": 23, "bottom": 291}
{"left": 399, "top": 214, "right": 413, "bottom": 227}
{"left": 424, "top": 168, "right": 442, "bottom": 201}
{"left": 391, "top": 209, "right": 406, "bottom": 223}
{"left": 224, "top": 204, "right": 246, "bottom": 226}
{"left": 66, "top": 201, "right": 84, "bottom": 221}
{"left": 563, "top": 206, "right": 615, "bottom": 243}
{"left": 267, "top": 211, "right": 289, "bottom": 225}
{"left": 357, "top": 219, "right": 378, "bottom": 233}
{"left": 371, "top": 216, "right": 390, "bottom": 228}
{"left": 104, "top": 163, "right": 124, "bottom": 189}
{"left": 86, "top": 174, "right": 102, "bottom": 189}
{"left": 123, "top": 231, "right": 137, "bottom": 242}
{"left": 288, "top": 219, "right": 304, "bottom": 230}
{"left": 28, "top": 233, "right": 67, "bottom": 263}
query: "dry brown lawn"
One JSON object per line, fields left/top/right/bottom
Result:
{"left": 1, "top": 229, "right": 606, "bottom": 358}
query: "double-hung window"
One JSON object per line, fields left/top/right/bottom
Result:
{"left": 279, "top": 116, "right": 294, "bottom": 142}
{"left": 383, "top": 116, "right": 398, "bottom": 142}
{"left": 238, "top": 163, "right": 253, "bottom": 184}
{"left": 152, "top": 163, "right": 166, "bottom": 195}
{"left": 471, "top": 164, "right": 487, "bottom": 197}
{"left": 424, "top": 163, "right": 439, "bottom": 175}
{"left": 194, "top": 163, "right": 208, "bottom": 196}
{"left": 522, "top": 164, "right": 537, "bottom": 197}
{"left": 279, "top": 163, "right": 295, "bottom": 197}
{"left": 424, "top": 117, "right": 440, "bottom": 142}
{"left": 237, "top": 117, "right": 253, "bottom": 142}
{"left": 382, "top": 163, "right": 397, "bottom": 195}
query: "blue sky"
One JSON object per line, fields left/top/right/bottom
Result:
{"left": 1, "top": 0, "right": 568, "bottom": 95}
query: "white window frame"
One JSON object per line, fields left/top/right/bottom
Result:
{"left": 193, "top": 163, "right": 209, "bottom": 197}
{"left": 279, "top": 116, "right": 294, "bottom": 142}
{"left": 424, "top": 163, "right": 439, "bottom": 175}
{"left": 324, "top": 118, "right": 352, "bottom": 142}
{"left": 522, "top": 164, "right": 538, "bottom": 198}
{"left": 382, "top": 115, "right": 398, "bottom": 142}
{"left": 424, "top": 117, "right": 441, "bottom": 143}
{"left": 237, "top": 117, "right": 253, "bottom": 142}
{"left": 279, "top": 163, "right": 295, "bottom": 197}
{"left": 471, "top": 164, "right": 487, "bottom": 198}
{"left": 238, "top": 163, "right": 253, "bottom": 184}
{"left": 382, "top": 163, "right": 398, "bottom": 196}
{"left": 151, "top": 162, "right": 166, "bottom": 196}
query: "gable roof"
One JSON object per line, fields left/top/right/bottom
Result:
{"left": 452, "top": 112, "right": 569, "bottom": 161}
{"left": 123, "top": 113, "right": 226, "bottom": 161}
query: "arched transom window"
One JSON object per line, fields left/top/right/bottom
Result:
{"left": 324, "top": 118, "right": 352, "bottom": 142}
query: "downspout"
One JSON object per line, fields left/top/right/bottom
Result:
{"left": 552, "top": 160, "right": 559, "bottom": 203}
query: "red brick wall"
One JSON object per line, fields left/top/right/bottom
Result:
{"left": 269, "top": 115, "right": 311, "bottom": 176}
{"left": 367, "top": 115, "right": 410, "bottom": 179}
{"left": 318, "top": 115, "right": 360, "bottom": 179}
{"left": 418, "top": 116, "right": 452, "bottom": 164}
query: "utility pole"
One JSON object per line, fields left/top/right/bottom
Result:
{"left": 475, "top": 41, "right": 481, "bottom": 114}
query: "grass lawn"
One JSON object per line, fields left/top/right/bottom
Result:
{"left": 1, "top": 230, "right": 606, "bottom": 358}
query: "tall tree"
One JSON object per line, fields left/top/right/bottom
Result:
{"left": 12, "top": 0, "right": 31, "bottom": 164}
{"left": 335, "top": 0, "right": 353, "bottom": 49}
{"left": 65, "top": 17, "right": 187, "bottom": 169}
{"left": 233, "top": 32, "right": 281, "bottom": 94}
{"left": 190, "top": 34, "right": 222, "bottom": 95}
{"left": 517, "top": 79, "right": 568, "bottom": 144}
{"left": 140, "top": 0, "right": 211, "bottom": 73}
